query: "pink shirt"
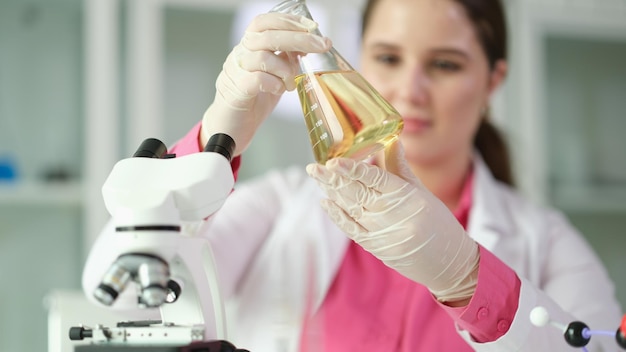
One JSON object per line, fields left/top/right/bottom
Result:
{"left": 299, "top": 167, "right": 521, "bottom": 351}
{"left": 174, "top": 123, "right": 521, "bottom": 351}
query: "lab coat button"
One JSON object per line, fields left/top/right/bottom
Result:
{"left": 497, "top": 319, "right": 510, "bottom": 332}
{"left": 477, "top": 307, "right": 489, "bottom": 320}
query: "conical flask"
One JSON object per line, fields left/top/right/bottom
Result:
{"left": 270, "top": 0, "right": 403, "bottom": 164}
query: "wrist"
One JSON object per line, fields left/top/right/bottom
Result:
{"left": 442, "top": 297, "right": 472, "bottom": 307}
{"left": 430, "top": 240, "right": 480, "bottom": 303}
{"left": 200, "top": 105, "right": 219, "bottom": 149}
{"left": 201, "top": 104, "right": 251, "bottom": 157}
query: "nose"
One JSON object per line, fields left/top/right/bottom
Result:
{"left": 397, "top": 64, "right": 429, "bottom": 106}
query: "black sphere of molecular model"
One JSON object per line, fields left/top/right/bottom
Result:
{"left": 616, "top": 315, "right": 626, "bottom": 349}
{"left": 564, "top": 321, "right": 591, "bottom": 347}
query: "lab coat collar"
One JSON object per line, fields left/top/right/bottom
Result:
{"left": 467, "top": 154, "right": 514, "bottom": 251}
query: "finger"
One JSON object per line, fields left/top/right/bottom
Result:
{"left": 321, "top": 199, "right": 415, "bottom": 250}
{"left": 241, "top": 13, "right": 331, "bottom": 53}
{"left": 306, "top": 162, "right": 351, "bottom": 190}
{"left": 320, "top": 159, "right": 423, "bottom": 221}
{"left": 219, "top": 52, "right": 286, "bottom": 109}
{"left": 319, "top": 199, "right": 366, "bottom": 239}
{"left": 217, "top": 70, "right": 284, "bottom": 110}
{"left": 310, "top": 163, "right": 422, "bottom": 232}
{"left": 307, "top": 162, "right": 389, "bottom": 214}
{"left": 383, "top": 140, "right": 423, "bottom": 186}
{"left": 306, "top": 162, "right": 371, "bottom": 206}
{"left": 325, "top": 158, "right": 407, "bottom": 194}
{"left": 242, "top": 30, "right": 331, "bottom": 53}
{"left": 238, "top": 49, "right": 297, "bottom": 91}
{"left": 278, "top": 51, "right": 298, "bottom": 91}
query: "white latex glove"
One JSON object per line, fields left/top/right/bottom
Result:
{"left": 201, "top": 13, "right": 332, "bottom": 156}
{"left": 306, "top": 141, "right": 480, "bottom": 303}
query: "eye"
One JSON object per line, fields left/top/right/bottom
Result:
{"left": 374, "top": 53, "right": 401, "bottom": 66}
{"left": 431, "top": 59, "right": 461, "bottom": 72}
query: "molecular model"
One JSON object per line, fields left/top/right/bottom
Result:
{"left": 530, "top": 306, "right": 626, "bottom": 351}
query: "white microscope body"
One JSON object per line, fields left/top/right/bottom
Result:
{"left": 71, "top": 135, "right": 243, "bottom": 350}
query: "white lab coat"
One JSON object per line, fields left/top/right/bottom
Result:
{"left": 83, "top": 155, "right": 623, "bottom": 351}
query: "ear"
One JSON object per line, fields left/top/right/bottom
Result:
{"left": 487, "top": 59, "right": 508, "bottom": 98}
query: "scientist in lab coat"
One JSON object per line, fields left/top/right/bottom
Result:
{"left": 83, "top": 0, "right": 623, "bottom": 350}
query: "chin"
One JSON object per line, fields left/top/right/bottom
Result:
{"left": 400, "top": 141, "right": 441, "bottom": 166}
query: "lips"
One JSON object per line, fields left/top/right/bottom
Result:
{"left": 402, "top": 118, "right": 432, "bottom": 133}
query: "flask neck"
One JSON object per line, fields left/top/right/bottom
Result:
{"left": 270, "top": 0, "right": 308, "bottom": 13}
{"left": 296, "top": 48, "right": 354, "bottom": 75}
{"left": 270, "top": 0, "right": 353, "bottom": 73}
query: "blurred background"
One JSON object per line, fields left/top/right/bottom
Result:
{"left": 0, "top": 0, "right": 625, "bottom": 350}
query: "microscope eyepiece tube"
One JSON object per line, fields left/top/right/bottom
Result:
{"left": 133, "top": 138, "right": 168, "bottom": 158}
{"left": 203, "top": 133, "right": 236, "bottom": 162}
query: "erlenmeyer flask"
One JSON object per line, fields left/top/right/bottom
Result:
{"left": 270, "top": 0, "right": 403, "bottom": 164}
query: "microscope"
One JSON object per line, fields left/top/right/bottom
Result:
{"left": 70, "top": 134, "right": 248, "bottom": 351}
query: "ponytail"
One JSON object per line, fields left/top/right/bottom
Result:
{"left": 474, "top": 120, "right": 514, "bottom": 187}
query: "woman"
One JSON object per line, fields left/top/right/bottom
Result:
{"left": 83, "top": 0, "right": 622, "bottom": 350}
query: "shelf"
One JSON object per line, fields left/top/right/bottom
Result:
{"left": 0, "top": 180, "right": 83, "bottom": 206}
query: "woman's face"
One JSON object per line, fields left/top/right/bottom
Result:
{"left": 360, "top": 0, "right": 506, "bottom": 167}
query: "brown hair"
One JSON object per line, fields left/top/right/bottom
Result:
{"left": 361, "top": 0, "right": 515, "bottom": 186}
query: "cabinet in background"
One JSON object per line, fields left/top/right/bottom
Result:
{"left": 0, "top": 2, "right": 84, "bottom": 352}
{"left": 508, "top": 0, "right": 626, "bottom": 308}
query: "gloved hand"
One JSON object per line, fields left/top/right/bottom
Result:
{"left": 306, "top": 141, "right": 480, "bottom": 303}
{"left": 201, "top": 13, "right": 332, "bottom": 156}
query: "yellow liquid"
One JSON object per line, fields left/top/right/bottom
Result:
{"left": 295, "top": 70, "right": 404, "bottom": 164}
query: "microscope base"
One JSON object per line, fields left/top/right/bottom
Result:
{"left": 69, "top": 323, "right": 248, "bottom": 351}
{"left": 75, "top": 340, "right": 247, "bottom": 352}
{"left": 76, "top": 346, "right": 179, "bottom": 352}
